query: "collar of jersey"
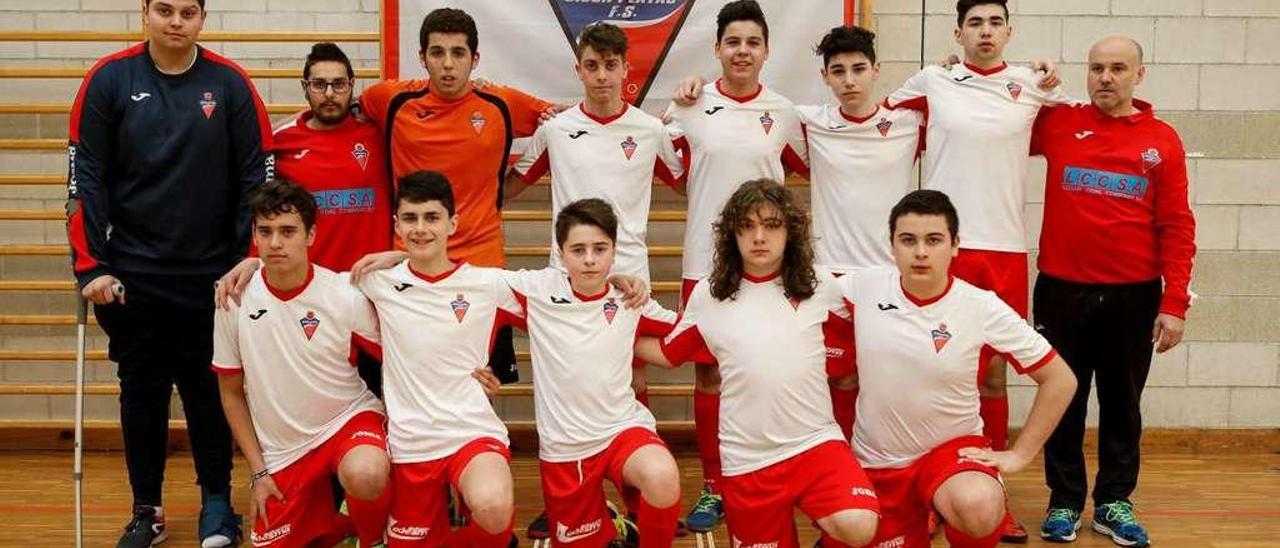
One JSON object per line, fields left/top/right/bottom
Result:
{"left": 715, "top": 78, "right": 764, "bottom": 103}
{"left": 899, "top": 274, "right": 954, "bottom": 307}
{"left": 579, "top": 102, "right": 628, "bottom": 125}
{"left": 962, "top": 61, "right": 1008, "bottom": 76}
{"left": 409, "top": 260, "right": 464, "bottom": 283}
{"left": 425, "top": 82, "right": 475, "bottom": 103}
{"left": 263, "top": 264, "right": 315, "bottom": 302}
{"left": 840, "top": 104, "right": 881, "bottom": 124}
{"left": 1089, "top": 98, "right": 1154, "bottom": 125}
{"left": 572, "top": 285, "right": 610, "bottom": 302}
{"left": 741, "top": 270, "right": 781, "bottom": 284}
{"left": 296, "top": 110, "right": 359, "bottom": 133}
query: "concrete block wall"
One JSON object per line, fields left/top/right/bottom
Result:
{"left": 0, "top": 0, "right": 1277, "bottom": 429}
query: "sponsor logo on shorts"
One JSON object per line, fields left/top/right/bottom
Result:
{"left": 851, "top": 487, "right": 877, "bottom": 499}
{"left": 873, "top": 536, "right": 906, "bottom": 548}
{"left": 825, "top": 347, "right": 845, "bottom": 358}
{"left": 731, "top": 536, "right": 780, "bottom": 548}
{"left": 351, "top": 430, "right": 382, "bottom": 441}
{"left": 556, "top": 519, "right": 602, "bottom": 543}
{"left": 1062, "top": 166, "right": 1149, "bottom": 201}
{"left": 251, "top": 523, "right": 292, "bottom": 547}
{"left": 386, "top": 517, "right": 430, "bottom": 541}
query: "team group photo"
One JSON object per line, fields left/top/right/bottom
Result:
{"left": 0, "top": 0, "right": 1276, "bottom": 547}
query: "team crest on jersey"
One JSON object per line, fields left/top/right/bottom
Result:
{"left": 876, "top": 117, "right": 893, "bottom": 137}
{"left": 470, "top": 111, "right": 486, "bottom": 134}
{"left": 199, "top": 92, "right": 217, "bottom": 119}
{"left": 546, "top": 0, "right": 694, "bottom": 105}
{"left": 930, "top": 323, "right": 952, "bottom": 353}
{"left": 299, "top": 311, "right": 320, "bottom": 340}
{"left": 759, "top": 112, "right": 775, "bottom": 134}
{"left": 1140, "top": 148, "right": 1162, "bottom": 173}
{"left": 1006, "top": 82, "right": 1023, "bottom": 101}
{"left": 451, "top": 294, "right": 471, "bottom": 323}
{"left": 352, "top": 143, "right": 369, "bottom": 171}
{"left": 603, "top": 298, "right": 619, "bottom": 324}
{"left": 620, "top": 136, "right": 638, "bottom": 160}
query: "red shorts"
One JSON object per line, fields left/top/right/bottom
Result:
{"left": 865, "top": 435, "right": 1001, "bottom": 548}
{"left": 250, "top": 411, "right": 388, "bottom": 548}
{"left": 539, "top": 427, "right": 668, "bottom": 546}
{"left": 721, "top": 441, "right": 879, "bottom": 548}
{"left": 387, "top": 437, "right": 511, "bottom": 546}
{"left": 950, "top": 249, "right": 1029, "bottom": 318}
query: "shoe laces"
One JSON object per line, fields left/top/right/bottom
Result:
{"left": 1100, "top": 502, "right": 1139, "bottom": 526}
{"left": 612, "top": 513, "right": 637, "bottom": 539}
{"left": 692, "top": 491, "right": 722, "bottom": 514}
{"left": 1046, "top": 508, "right": 1077, "bottom": 523}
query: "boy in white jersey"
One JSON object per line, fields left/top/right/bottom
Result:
{"left": 503, "top": 198, "right": 682, "bottom": 547}
{"left": 840, "top": 190, "right": 1075, "bottom": 548}
{"left": 213, "top": 180, "right": 390, "bottom": 547}
{"left": 661, "top": 0, "right": 808, "bottom": 530}
{"left": 883, "top": 1, "right": 1070, "bottom": 539}
{"left": 637, "top": 180, "right": 879, "bottom": 548}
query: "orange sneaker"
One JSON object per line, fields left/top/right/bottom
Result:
{"left": 1001, "top": 510, "right": 1029, "bottom": 544}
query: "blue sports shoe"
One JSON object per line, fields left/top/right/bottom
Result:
{"left": 1092, "top": 501, "right": 1150, "bottom": 547}
{"left": 1040, "top": 507, "right": 1083, "bottom": 542}
{"left": 685, "top": 487, "right": 724, "bottom": 533}
{"left": 198, "top": 492, "right": 242, "bottom": 548}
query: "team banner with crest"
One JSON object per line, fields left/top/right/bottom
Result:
{"left": 382, "top": 1, "right": 854, "bottom": 113}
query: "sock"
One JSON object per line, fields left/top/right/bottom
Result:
{"left": 345, "top": 488, "right": 391, "bottom": 546}
{"left": 831, "top": 386, "right": 857, "bottom": 442}
{"left": 943, "top": 521, "right": 1002, "bottom": 548}
{"left": 635, "top": 389, "right": 651, "bottom": 408}
{"left": 979, "top": 396, "right": 1009, "bottom": 451}
{"left": 693, "top": 390, "right": 722, "bottom": 493}
{"left": 636, "top": 498, "right": 681, "bottom": 548}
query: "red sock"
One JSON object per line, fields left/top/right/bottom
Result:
{"left": 636, "top": 497, "right": 681, "bottom": 548}
{"left": 345, "top": 488, "right": 391, "bottom": 546}
{"left": 831, "top": 386, "right": 857, "bottom": 442}
{"left": 635, "top": 389, "right": 651, "bottom": 408}
{"left": 693, "top": 390, "right": 722, "bottom": 492}
{"left": 979, "top": 396, "right": 1009, "bottom": 450}
{"left": 943, "top": 522, "right": 1001, "bottom": 548}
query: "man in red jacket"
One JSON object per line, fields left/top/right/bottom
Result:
{"left": 1030, "top": 36, "right": 1195, "bottom": 548}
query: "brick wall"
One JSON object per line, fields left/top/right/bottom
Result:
{"left": 0, "top": 0, "right": 1275, "bottom": 428}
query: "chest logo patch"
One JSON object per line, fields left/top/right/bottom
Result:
{"left": 1006, "top": 82, "right": 1022, "bottom": 101}
{"left": 200, "top": 91, "right": 217, "bottom": 119}
{"left": 759, "top": 111, "right": 774, "bottom": 134}
{"left": 603, "top": 298, "right": 619, "bottom": 324}
{"left": 470, "top": 111, "right": 487, "bottom": 134}
{"left": 1141, "top": 148, "right": 1162, "bottom": 173}
{"left": 299, "top": 311, "right": 320, "bottom": 340}
{"left": 876, "top": 117, "right": 892, "bottom": 137}
{"left": 620, "top": 136, "right": 637, "bottom": 160}
{"left": 451, "top": 294, "right": 470, "bottom": 323}
{"left": 352, "top": 143, "right": 370, "bottom": 171}
{"left": 931, "top": 323, "right": 952, "bottom": 353}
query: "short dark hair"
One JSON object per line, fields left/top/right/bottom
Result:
{"left": 815, "top": 25, "right": 877, "bottom": 66}
{"left": 956, "top": 0, "right": 1008, "bottom": 27}
{"left": 555, "top": 198, "right": 618, "bottom": 248}
{"left": 889, "top": 190, "right": 960, "bottom": 241}
{"left": 249, "top": 178, "right": 317, "bottom": 231}
{"left": 146, "top": 0, "right": 205, "bottom": 9}
{"left": 716, "top": 0, "right": 769, "bottom": 44}
{"left": 419, "top": 7, "right": 478, "bottom": 55}
{"left": 303, "top": 42, "right": 354, "bottom": 81}
{"left": 395, "top": 171, "right": 455, "bottom": 216}
{"left": 576, "top": 22, "right": 628, "bottom": 60}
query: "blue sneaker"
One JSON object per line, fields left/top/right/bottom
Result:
{"left": 1092, "top": 501, "right": 1150, "bottom": 547}
{"left": 685, "top": 487, "right": 724, "bottom": 533}
{"left": 198, "top": 493, "right": 242, "bottom": 548}
{"left": 1041, "top": 507, "right": 1083, "bottom": 542}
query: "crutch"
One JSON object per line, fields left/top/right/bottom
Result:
{"left": 74, "top": 281, "right": 122, "bottom": 548}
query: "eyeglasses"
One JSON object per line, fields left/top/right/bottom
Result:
{"left": 303, "top": 78, "right": 352, "bottom": 94}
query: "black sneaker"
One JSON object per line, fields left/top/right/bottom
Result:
{"left": 117, "top": 506, "right": 167, "bottom": 548}
{"left": 526, "top": 511, "right": 550, "bottom": 540}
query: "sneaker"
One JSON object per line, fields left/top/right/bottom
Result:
{"left": 1040, "top": 508, "right": 1083, "bottom": 543}
{"left": 1092, "top": 501, "right": 1150, "bottom": 547}
{"left": 1001, "top": 510, "right": 1030, "bottom": 544}
{"left": 608, "top": 501, "right": 640, "bottom": 547}
{"left": 117, "top": 506, "right": 168, "bottom": 548}
{"left": 198, "top": 493, "right": 243, "bottom": 548}
{"left": 685, "top": 487, "right": 724, "bottom": 533}
{"left": 526, "top": 511, "right": 550, "bottom": 540}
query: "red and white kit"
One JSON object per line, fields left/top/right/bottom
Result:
{"left": 505, "top": 268, "right": 679, "bottom": 546}
{"left": 211, "top": 266, "right": 386, "bottom": 547}
{"left": 797, "top": 103, "right": 924, "bottom": 272}
{"left": 512, "top": 103, "right": 684, "bottom": 283}
{"left": 837, "top": 266, "right": 1057, "bottom": 546}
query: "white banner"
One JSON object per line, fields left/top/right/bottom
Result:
{"left": 383, "top": 1, "right": 851, "bottom": 114}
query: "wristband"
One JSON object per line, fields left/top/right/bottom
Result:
{"left": 250, "top": 468, "right": 270, "bottom": 486}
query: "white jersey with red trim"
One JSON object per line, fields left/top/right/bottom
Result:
{"left": 660, "top": 271, "right": 847, "bottom": 476}
{"left": 664, "top": 81, "right": 808, "bottom": 279}
{"left": 504, "top": 268, "right": 676, "bottom": 461}
{"left": 886, "top": 63, "right": 1073, "bottom": 252}
{"left": 837, "top": 266, "right": 1056, "bottom": 469}
{"left": 356, "top": 261, "right": 518, "bottom": 463}
{"left": 512, "top": 104, "right": 684, "bottom": 282}
{"left": 798, "top": 104, "right": 923, "bottom": 271}
{"left": 212, "top": 266, "right": 384, "bottom": 472}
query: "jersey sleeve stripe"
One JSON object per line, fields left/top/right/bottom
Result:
{"left": 782, "top": 143, "right": 809, "bottom": 178}
{"left": 517, "top": 150, "right": 550, "bottom": 184}
{"left": 68, "top": 43, "right": 146, "bottom": 142}
{"left": 66, "top": 203, "right": 99, "bottom": 275}
{"left": 1012, "top": 348, "right": 1058, "bottom": 375}
{"left": 210, "top": 362, "right": 242, "bottom": 376}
